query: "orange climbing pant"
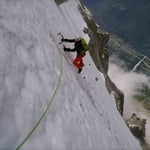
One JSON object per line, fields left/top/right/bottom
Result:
{"left": 73, "top": 53, "right": 85, "bottom": 69}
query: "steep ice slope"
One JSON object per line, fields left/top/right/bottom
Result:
{"left": 0, "top": 0, "right": 141, "bottom": 149}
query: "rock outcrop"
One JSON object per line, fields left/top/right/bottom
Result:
{"left": 78, "top": 4, "right": 124, "bottom": 116}
{"left": 126, "top": 113, "right": 146, "bottom": 141}
{"left": 54, "top": 0, "right": 68, "bottom": 5}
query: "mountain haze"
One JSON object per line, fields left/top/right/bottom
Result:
{"left": 81, "top": 0, "right": 150, "bottom": 57}
{"left": 81, "top": 0, "right": 150, "bottom": 149}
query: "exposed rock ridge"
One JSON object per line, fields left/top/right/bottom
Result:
{"left": 78, "top": 4, "right": 124, "bottom": 116}
{"left": 54, "top": 0, "right": 68, "bottom": 6}
{"left": 126, "top": 113, "right": 146, "bottom": 140}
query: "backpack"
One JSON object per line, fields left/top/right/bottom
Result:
{"left": 75, "top": 38, "right": 89, "bottom": 54}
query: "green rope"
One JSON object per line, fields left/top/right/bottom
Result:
{"left": 16, "top": 51, "right": 63, "bottom": 150}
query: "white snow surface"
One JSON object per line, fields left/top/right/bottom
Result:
{"left": 0, "top": 0, "right": 142, "bottom": 149}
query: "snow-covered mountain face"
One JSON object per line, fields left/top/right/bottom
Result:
{"left": 0, "top": 0, "right": 141, "bottom": 149}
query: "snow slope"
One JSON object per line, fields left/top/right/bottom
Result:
{"left": 0, "top": 0, "right": 141, "bottom": 149}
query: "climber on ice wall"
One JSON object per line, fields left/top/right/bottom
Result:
{"left": 58, "top": 28, "right": 89, "bottom": 73}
